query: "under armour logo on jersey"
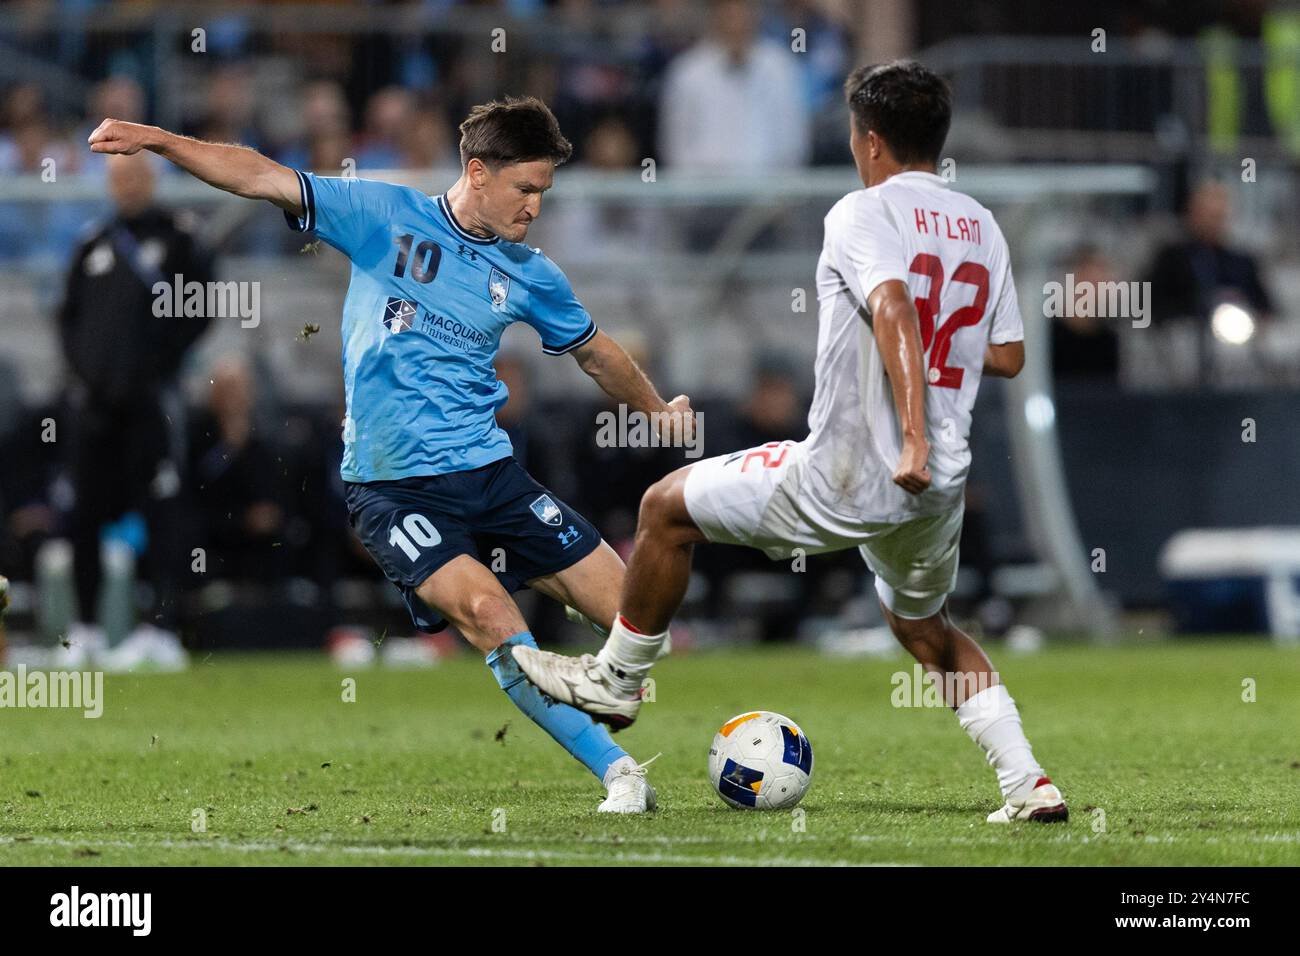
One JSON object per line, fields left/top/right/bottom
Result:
{"left": 557, "top": 525, "right": 583, "bottom": 547}
{"left": 457, "top": 243, "right": 479, "bottom": 261}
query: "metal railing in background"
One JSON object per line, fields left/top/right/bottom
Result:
{"left": 0, "top": 163, "right": 1161, "bottom": 395}
{"left": 924, "top": 35, "right": 1300, "bottom": 161}
{"left": 921, "top": 35, "right": 1300, "bottom": 264}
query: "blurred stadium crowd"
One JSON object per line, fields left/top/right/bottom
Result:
{"left": 1, "top": 0, "right": 856, "bottom": 263}
{"left": 2, "top": 0, "right": 1300, "bottom": 653}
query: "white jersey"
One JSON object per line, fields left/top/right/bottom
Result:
{"left": 805, "top": 170, "right": 1023, "bottom": 527}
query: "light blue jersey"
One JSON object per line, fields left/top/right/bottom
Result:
{"left": 284, "top": 171, "right": 597, "bottom": 482}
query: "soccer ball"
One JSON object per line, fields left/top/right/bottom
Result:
{"left": 708, "top": 711, "right": 813, "bottom": 810}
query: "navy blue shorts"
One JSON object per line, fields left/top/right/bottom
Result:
{"left": 345, "top": 457, "right": 601, "bottom": 632}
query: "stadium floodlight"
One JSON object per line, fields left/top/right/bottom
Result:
{"left": 1023, "top": 393, "right": 1056, "bottom": 431}
{"left": 1210, "top": 302, "right": 1256, "bottom": 345}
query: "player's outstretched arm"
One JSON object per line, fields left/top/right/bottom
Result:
{"left": 87, "top": 118, "right": 303, "bottom": 217}
{"left": 572, "top": 330, "right": 694, "bottom": 444}
{"left": 867, "top": 279, "right": 931, "bottom": 495}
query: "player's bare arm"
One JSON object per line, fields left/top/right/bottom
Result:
{"left": 867, "top": 278, "right": 931, "bottom": 495}
{"left": 88, "top": 118, "right": 303, "bottom": 217}
{"left": 983, "top": 340, "right": 1025, "bottom": 378}
{"left": 572, "top": 330, "right": 694, "bottom": 443}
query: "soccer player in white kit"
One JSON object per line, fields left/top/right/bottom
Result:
{"left": 515, "top": 61, "right": 1067, "bottom": 823}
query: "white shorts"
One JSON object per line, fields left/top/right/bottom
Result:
{"left": 682, "top": 440, "right": 963, "bottom": 619}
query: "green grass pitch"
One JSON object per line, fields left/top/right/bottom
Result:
{"left": 1, "top": 640, "right": 1297, "bottom": 866}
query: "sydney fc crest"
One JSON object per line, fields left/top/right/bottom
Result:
{"left": 488, "top": 267, "right": 511, "bottom": 307}
{"left": 529, "top": 493, "right": 563, "bottom": 526}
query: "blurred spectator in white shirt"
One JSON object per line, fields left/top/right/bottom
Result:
{"left": 658, "top": 0, "right": 811, "bottom": 171}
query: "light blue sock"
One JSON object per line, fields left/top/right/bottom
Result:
{"left": 486, "top": 631, "right": 627, "bottom": 781}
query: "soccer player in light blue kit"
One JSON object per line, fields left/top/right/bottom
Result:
{"left": 89, "top": 96, "right": 689, "bottom": 813}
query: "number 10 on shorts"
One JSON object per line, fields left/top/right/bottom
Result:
{"left": 389, "top": 513, "right": 442, "bottom": 561}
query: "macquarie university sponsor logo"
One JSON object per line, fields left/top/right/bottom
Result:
{"left": 530, "top": 494, "right": 563, "bottom": 526}
{"left": 379, "top": 299, "right": 493, "bottom": 350}
{"left": 595, "top": 403, "right": 703, "bottom": 459}
{"left": 0, "top": 665, "right": 103, "bottom": 718}
{"left": 152, "top": 274, "right": 260, "bottom": 328}
{"left": 419, "top": 312, "right": 491, "bottom": 350}
{"left": 1043, "top": 273, "right": 1151, "bottom": 328}
{"left": 50, "top": 886, "right": 151, "bottom": 936}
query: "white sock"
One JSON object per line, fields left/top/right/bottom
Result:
{"left": 955, "top": 684, "right": 1045, "bottom": 801}
{"left": 603, "top": 755, "right": 637, "bottom": 788}
{"left": 597, "top": 614, "right": 668, "bottom": 696}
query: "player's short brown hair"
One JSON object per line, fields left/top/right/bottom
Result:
{"left": 844, "top": 60, "right": 952, "bottom": 165}
{"left": 458, "top": 96, "right": 573, "bottom": 169}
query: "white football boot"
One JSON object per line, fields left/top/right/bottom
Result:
{"left": 511, "top": 646, "right": 643, "bottom": 730}
{"left": 598, "top": 755, "right": 659, "bottom": 814}
{"left": 986, "top": 776, "right": 1069, "bottom": 823}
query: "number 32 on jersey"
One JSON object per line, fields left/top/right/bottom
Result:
{"left": 908, "top": 253, "right": 988, "bottom": 390}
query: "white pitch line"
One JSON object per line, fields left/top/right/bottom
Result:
{"left": 846, "top": 832, "right": 1300, "bottom": 846}
{"left": 8, "top": 828, "right": 1292, "bottom": 864}
{"left": 0, "top": 836, "right": 910, "bottom": 867}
